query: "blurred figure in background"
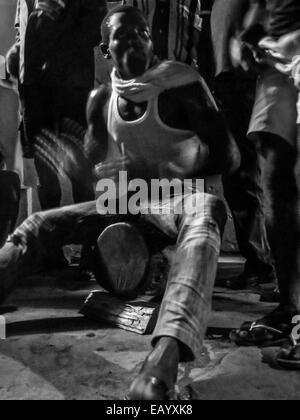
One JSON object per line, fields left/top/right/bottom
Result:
{"left": 259, "top": 29, "right": 300, "bottom": 369}
{"left": 122, "top": 0, "right": 203, "bottom": 66}
{"left": 7, "top": 0, "right": 107, "bottom": 210}
{"left": 0, "top": 150, "right": 20, "bottom": 248}
{"left": 230, "top": 0, "right": 300, "bottom": 353}
{"left": 0, "top": 58, "right": 20, "bottom": 247}
{"left": 211, "top": 0, "right": 276, "bottom": 290}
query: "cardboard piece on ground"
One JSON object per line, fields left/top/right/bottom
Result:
{"left": 80, "top": 291, "right": 160, "bottom": 335}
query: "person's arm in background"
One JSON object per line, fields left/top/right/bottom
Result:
{"left": 6, "top": 0, "right": 21, "bottom": 79}
{"left": 241, "top": 0, "right": 268, "bottom": 44}
{"left": 26, "top": 0, "right": 107, "bottom": 58}
{"left": 229, "top": 0, "right": 269, "bottom": 73}
{"left": 181, "top": 81, "right": 241, "bottom": 177}
{"left": 72, "top": 0, "right": 108, "bottom": 51}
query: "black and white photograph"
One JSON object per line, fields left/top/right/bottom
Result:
{"left": 0, "top": 0, "right": 299, "bottom": 403}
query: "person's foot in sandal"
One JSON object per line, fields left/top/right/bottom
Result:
{"left": 230, "top": 306, "right": 300, "bottom": 347}
{"left": 277, "top": 342, "right": 300, "bottom": 370}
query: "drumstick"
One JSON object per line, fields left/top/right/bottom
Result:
{"left": 120, "top": 142, "right": 125, "bottom": 157}
{"left": 120, "top": 142, "right": 126, "bottom": 172}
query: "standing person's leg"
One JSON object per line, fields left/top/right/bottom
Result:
{"left": 277, "top": 123, "right": 300, "bottom": 369}
{"left": 258, "top": 135, "right": 300, "bottom": 308}
{"left": 0, "top": 201, "right": 110, "bottom": 303}
{"left": 231, "top": 70, "right": 300, "bottom": 346}
{"left": 0, "top": 170, "right": 21, "bottom": 248}
{"left": 214, "top": 73, "right": 276, "bottom": 288}
{"left": 128, "top": 193, "right": 227, "bottom": 400}
{"left": 250, "top": 71, "right": 299, "bottom": 306}
{"left": 231, "top": 132, "right": 300, "bottom": 340}
{"left": 0, "top": 85, "right": 20, "bottom": 172}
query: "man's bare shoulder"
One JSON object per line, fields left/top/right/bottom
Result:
{"left": 87, "top": 84, "right": 112, "bottom": 121}
{"left": 163, "top": 79, "right": 217, "bottom": 110}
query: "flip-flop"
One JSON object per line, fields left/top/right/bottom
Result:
{"left": 230, "top": 309, "right": 300, "bottom": 347}
{"left": 230, "top": 321, "right": 289, "bottom": 347}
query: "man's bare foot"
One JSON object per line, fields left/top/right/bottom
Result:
{"left": 127, "top": 337, "right": 181, "bottom": 400}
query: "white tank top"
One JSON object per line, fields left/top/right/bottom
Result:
{"left": 106, "top": 91, "right": 209, "bottom": 181}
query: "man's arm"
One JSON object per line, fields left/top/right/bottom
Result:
{"left": 84, "top": 86, "right": 110, "bottom": 169}
{"left": 181, "top": 81, "right": 241, "bottom": 176}
{"left": 58, "top": 86, "right": 109, "bottom": 186}
{"left": 84, "top": 86, "right": 131, "bottom": 182}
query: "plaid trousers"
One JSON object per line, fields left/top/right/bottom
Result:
{"left": 8, "top": 191, "right": 227, "bottom": 361}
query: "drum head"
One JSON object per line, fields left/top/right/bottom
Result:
{"left": 96, "top": 223, "right": 150, "bottom": 297}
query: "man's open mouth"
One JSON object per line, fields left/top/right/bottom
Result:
{"left": 123, "top": 49, "right": 148, "bottom": 76}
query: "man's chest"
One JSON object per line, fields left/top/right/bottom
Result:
{"left": 117, "top": 93, "right": 189, "bottom": 131}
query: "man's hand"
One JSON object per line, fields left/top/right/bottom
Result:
{"left": 36, "top": 0, "right": 69, "bottom": 21}
{"left": 259, "top": 31, "right": 300, "bottom": 62}
{"left": 94, "top": 156, "right": 130, "bottom": 182}
{"left": 258, "top": 34, "right": 300, "bottom": 89}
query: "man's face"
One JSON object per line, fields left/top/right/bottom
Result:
{"left": 107, "top": 12, "right": 154, "bottom": 79}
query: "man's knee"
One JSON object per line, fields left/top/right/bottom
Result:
{"left": 182, "top": 193, "right": 227, "bottom": 231}
{"left": 204, "top": 194, "right": 227, "bottom": 231}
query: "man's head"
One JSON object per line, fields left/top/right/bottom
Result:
{"left": 101, "top": 6, "right": 154, "bottom": 79}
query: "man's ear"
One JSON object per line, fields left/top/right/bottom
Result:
{"left": 100, "top": 43, "right": 112, "bottom": 60}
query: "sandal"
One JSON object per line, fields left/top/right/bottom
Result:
{"left": 230, "top": 308, "right": 298, "bottom": 347}
{"left": 230, "top": 322, "right": 288, "bottom": 347}
{"left": 277, "top": 335, "right": 300, "bottom": 370}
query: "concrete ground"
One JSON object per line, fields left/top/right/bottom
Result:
{"left": 0, "top": 259, "right": 300, "bottom": 400}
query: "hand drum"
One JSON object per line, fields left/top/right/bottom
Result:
{"left": 95, "top": 223, "right": 150, "bottom": 298}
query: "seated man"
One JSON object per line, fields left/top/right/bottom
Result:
{"left": 0, "top": 6, "right": 239, "bottom": 399}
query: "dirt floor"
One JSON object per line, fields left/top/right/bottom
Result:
{"left": 0, "top": 258, "right": 299, "bottom": 400}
